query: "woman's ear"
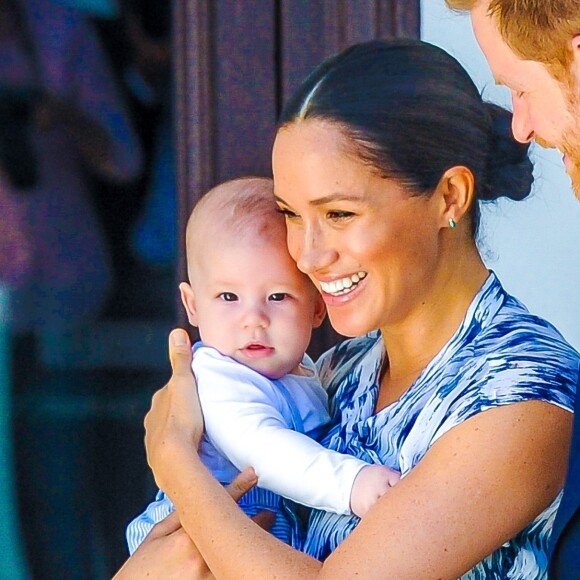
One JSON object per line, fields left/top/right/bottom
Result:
{"left": 179, "top": 282, "right": 199, "bottom": 327}
{"left": 437, "top": 165, "right": 475, "bottom": 229}
{"left": 311, "top": 293, "right": 327, "bottom": 328}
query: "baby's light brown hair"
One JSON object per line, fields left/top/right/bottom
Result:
{"left": 185, "top": 176, "right": 286, "bottom": 282}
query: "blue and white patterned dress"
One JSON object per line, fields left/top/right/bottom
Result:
{"left": 301, "top": 272, "right": 579, "bottom": 579}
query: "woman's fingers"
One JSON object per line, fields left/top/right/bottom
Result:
{"left": 224, "top": 468, "right": 276, "bottom": 531}
{"left": 224, "top": 467, "right": 259, "bottom": 501}
{"left": 146, "top": 511, "right": 182, "bottom": 541}
{"left": 164, "top": 328, "right": 204, "bottom": 434}
{"left": 168, "top": 328, "right": 193, "bottom": 377}
{"left": 144, "top": 328, "right": 204, "bottom": 488}
{"left": 114, "top": 512, "right": 215, "bottom": 580}
{"left": 251, "top": 509, "right": 277, "bottom": 531}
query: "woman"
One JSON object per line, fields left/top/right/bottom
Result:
{"left": 117, "top": 39, "right": 579, "bottom": 578}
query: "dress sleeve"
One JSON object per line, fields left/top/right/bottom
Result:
{"left": 430, "top": 339, "right": 578, "bottom": 450}
{"left": 195, "top": 348, "right": 369, "bottom": 515}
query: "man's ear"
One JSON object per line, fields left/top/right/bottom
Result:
{"left": 179, "top": 282, "right": 199, "bottom": 327}
{"left": 311, "top": 293, "right": 327, "bottom": 328}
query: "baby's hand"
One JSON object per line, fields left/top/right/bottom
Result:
{"left": 350, "top": 464, "right": 400, "bottom": 518}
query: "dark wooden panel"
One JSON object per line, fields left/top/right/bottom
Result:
{"left": 279, "top": 0, "right": 338, "bottom": 105}
{"left": 279, "top": 0, "right": 420, "bottom": 104}
{"left": 173, "top": 0, "right": 214, "bottom": 209}
{"left": 383, "top": 0, "right": 421, "bottom": 38}
{"left": 213, "top": 0, "right": 277, "bottom": 182}
{"left": 173, "top": 0, "right": 214, "bottom": 299}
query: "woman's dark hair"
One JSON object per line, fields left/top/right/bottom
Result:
{"left": 278, "top": 39, "right": 533, "bottom": 237}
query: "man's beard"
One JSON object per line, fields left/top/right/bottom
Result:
{"left": 558, "top": 132, "right": 580, "bottom": 201}
{"left": 559, "top": 80, "right": 580, "bottom": 200}
{"left": 534, "top": 84, "right": 580, "bottom": 201}
{"left": 568, "top": 161, "right": 580, "bottom": 200}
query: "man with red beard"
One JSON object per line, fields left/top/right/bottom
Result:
{"left": 445, "top": 1, "right": 580, "bottom": 577}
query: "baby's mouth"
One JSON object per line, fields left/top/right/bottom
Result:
{"left": 241, "top": 343, "right": 275, "bottom": 357}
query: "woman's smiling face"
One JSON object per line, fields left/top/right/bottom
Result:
{"left": 272, "top": 119, "right": 445, "bottom": 338}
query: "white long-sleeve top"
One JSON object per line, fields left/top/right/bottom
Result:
{"left": 195, "top": 345, "right": 368, "bottom": 515}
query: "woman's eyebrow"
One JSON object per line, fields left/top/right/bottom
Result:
{"left": 274, "top": 193, "right": 363, "bottom": 207}
{"left": 308, "top": 193, "right": 363, "bottom": 206}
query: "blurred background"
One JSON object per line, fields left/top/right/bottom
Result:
{"left": 2, "top": 0, "right": 175, "bottom": 577}
{"left": 0, "top": 1, "right": 577, "bottom": 578}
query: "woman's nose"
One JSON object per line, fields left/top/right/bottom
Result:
{"left": 511, "top": 93, "right": 535, "bottom": 143}
{"left": 291, "top": 225, "right": 337, "bottom": 275}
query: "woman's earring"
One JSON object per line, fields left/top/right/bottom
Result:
{"left": 449, "top": 218, "right": 456, "bottom": 229}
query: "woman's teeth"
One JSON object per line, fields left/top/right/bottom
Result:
{"left": 320, "top": 272, "right": 367, "bottom": 296}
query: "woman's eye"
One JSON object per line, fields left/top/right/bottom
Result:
{"left": 327, "top": 210, "right": 354, "bottom": 221}
{"left": 219, "top": 292, "right": 238, "bottom": 302}
{"left": 276, "top": 207, "right": 300, "bottom": 220}
{"left": 269, "top": 293, "right": 288, "bottom": 302}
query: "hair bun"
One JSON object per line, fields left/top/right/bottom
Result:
{"left": 479, "top": 103, "right": 534, "bottom": 202}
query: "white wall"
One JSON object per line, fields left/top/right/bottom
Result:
{"left": 421, "top": 1, "right": 580, "bottom": 350}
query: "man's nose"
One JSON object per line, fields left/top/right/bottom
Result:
{"left": 511, "top": 93, "right": 535, "bottom": 143}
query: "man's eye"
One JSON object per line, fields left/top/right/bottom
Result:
{"left": 269, "top": 293, "right": 288, "bottom": 302}
{"left": 219, "top": 292, "right": 238, "bottom": 302}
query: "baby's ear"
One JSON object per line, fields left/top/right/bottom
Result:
{"left": 311, "top": 293, "right": 327, "bottom": 328}
{"left": 179, "top": 282, "right": 199, "bottom": 327}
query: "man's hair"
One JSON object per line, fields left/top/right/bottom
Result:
{"left": 445, "top": 1, "right": 580, "bottom": 79}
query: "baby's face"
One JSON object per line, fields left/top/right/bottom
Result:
{"left": 183, "top": 235, "right": 325, "bottom": 379}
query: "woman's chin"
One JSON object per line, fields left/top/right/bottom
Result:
{"left": 327, "top": 311, "right": 376, "bottom": 338}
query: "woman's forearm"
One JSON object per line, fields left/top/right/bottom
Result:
{"left": 166, "top": 445, "right": 322, "bottom": 580}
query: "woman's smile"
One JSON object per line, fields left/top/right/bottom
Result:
{"left": 319, "top": 271, "right": 367, "bottom": 296}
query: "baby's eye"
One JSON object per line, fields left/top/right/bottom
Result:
{"left": 269, "top": 293, "right": 288, "bottom": 302}
{"left": 219, "top": 292, "right": 238, "bottom": 302}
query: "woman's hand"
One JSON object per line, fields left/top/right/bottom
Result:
{"left": 114, "top": 511, "right": 213, "bottom": 580}
{"left": 145, "top": 329, "right": 204, "bottom": 491}
{"left": 113, "top": 469, "right": 273, "bottom": 580}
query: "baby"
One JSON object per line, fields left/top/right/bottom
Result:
{"left": 126, "top": 177, "right": 400, "bottom": 551}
